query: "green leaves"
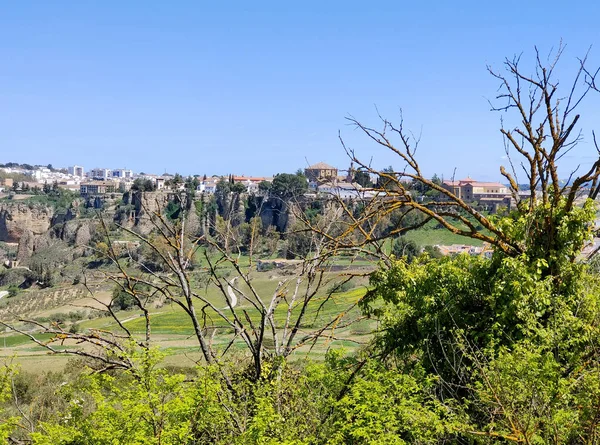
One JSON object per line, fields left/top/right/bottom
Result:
{"left": 0, "top": 363, "right": 18, "bottom": 443}
{"left": 31, "top": 349, "right": 196, "bottom": 445}
{"left": 329, "top": 362, "right": 457, "bottom": 445}
{"left": 359, "top": 197, "right": 600, "bottom": 443}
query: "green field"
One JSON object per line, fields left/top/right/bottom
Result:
{"left": 0, "top": 218, "right": 491, "bottom": 373}
{"left": 0, "top": 268, "right": 374, "bottom": 370}
{"left": 404, "top": 228, "right": 484, "bottom": 246}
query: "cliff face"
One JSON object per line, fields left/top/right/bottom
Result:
{"left": 259, "top": 199, "right": 299, "bottom": 233}
{"left": 0, "top": 203, "right": 55, "bottom": 243}
{"left": 119, "top": 190, "right": 171, "bottom": 234}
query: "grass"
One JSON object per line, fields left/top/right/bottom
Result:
{"left": 390, "top": 216, "right": 494, "bottom": 247}
{"left": 0, "top": 272, "right": 371, "bottom": 372}
{"left": 81, "top": 276, "right": 368, "bottom": 337}
{"left": 0, "top": 333, "right": 54, "bottom": 348}
{"left": 404, "top": 228, "right": 484, "bottom": 246}
{"left": 0, "top": 239, "right": 379, "bottom": 373}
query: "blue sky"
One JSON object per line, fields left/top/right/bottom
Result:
{"left": 1, "top": 1, "right": 600, "bottom": 181}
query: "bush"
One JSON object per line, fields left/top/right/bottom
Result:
{"left": 327, "top": 280, "right": 355, "bottom": 294}
{"left": 0, "top": 269, "right": 28, "bottom": 287}
{"left": 111, "top": 289, "right": 137, "bottom": 311}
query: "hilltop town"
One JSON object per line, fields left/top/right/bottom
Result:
{"left": 2, "top": 159, "right": 580, "bottom": 260}
{"left": 0, "top": 160, "right": 520, "bottom": 205}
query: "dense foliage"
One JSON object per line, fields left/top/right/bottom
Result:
{"left": 2, "top": 196, "right": 600, "bottom": 443}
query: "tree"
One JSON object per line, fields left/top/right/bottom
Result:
{"left": 258, "top": 180, "right": 272, "bottom": 193}
{"left": 214, "top": 178, "right": 231, "bottom": 217}
{"left": 2, "top": 194, "right": 360, "bottom": 387}
{"left": 131, "top": 178, "right": 156, "bottom": 192}
{"left": 6, "top": 44, "right": 600, "bottom": 444}
{"left": 271, "top": 172, "right": 308, "bottom": 200}
{"left": 353, "top": 170, "right": 372, "bottom": 188}
{"left": 231, "top": 181, "right": 246, "bottom": 194}
{"left": 340, "top": 44, "right": 600, "bottom": 443}
{"left": 375, "top": 165, "right": 394, "bottom": 189}
{"left": 185, "top": 176, "right": 199, "bottom": 192}
{"left": 391, "top": 237, "right": 419, "bottom": 262}
{"left": 111, "top": 285, "right": 141, "bottom": 311}
{"left": 0, "top": 364, "right": 18, "bottom": 442}
{"left": 319, "top": 45, "right": 600, "bottom": 263}
{"left": 165, "top": 173, "right": 184, "bottom": 190}
{"left": 422, "top": 244, "right": 442, "bottom": 259}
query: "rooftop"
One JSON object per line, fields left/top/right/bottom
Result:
{"left": 443, "top": 178, "right": 505, "bottom": 188}
{"left": 233, "top": 176, "right": 272, "bottom": 182}
{"left": 306, "top": 162, "right": 336, "bottom": 170}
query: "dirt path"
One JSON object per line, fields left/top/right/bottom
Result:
{"left": 226, "top": 278, "right": 238, "bottom": 308}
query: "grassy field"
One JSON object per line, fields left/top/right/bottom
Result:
{"left": 404, "top": 228, "right": 484, "bottom": 246}
{"left": 0, "top": 216, "right": 491, "bottom": 373}
{"left": 0, "top": 267, "right": 373, "bottom": 371}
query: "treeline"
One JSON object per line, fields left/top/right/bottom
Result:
{"left": 0, "top": 162, "right": 62, "bottom": 173}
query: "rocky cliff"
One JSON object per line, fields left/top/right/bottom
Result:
{"left": 118, "top": 190, "right": 171, "bottom": 235}
{"left": 0, "top": 202, "right": 55, "bottom": 243}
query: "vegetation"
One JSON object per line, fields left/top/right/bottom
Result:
{"left": 2, "top": 44, "right": 600, "bottom": 443}
{"left": 130, "top": 178, "right": 156, "bottom": 192}
{"left": 270, "top": 171, "right": 308, "bottom": 200}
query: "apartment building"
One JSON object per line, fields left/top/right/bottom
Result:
{"left": 112, "top": 169, "right": 133, "bottom": 179}
{"left": 68, "top": 165, "right": 85, "bottom": 178}
{"left": 89, "top": 168, "right": 112, "bottom": 180}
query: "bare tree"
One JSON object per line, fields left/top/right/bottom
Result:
{"left": 1, "top": 191, "right": 364, "bottom": 384}
{"left": 302, "top": 43, "right": 600, "bottom": 262}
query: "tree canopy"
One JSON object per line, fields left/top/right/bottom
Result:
{"left": 271, "top": 172, "right": 308, "bottom": 200}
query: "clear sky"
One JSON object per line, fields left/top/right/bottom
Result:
{"left": 1, "top": 1, "right": 600, "bottom": 181}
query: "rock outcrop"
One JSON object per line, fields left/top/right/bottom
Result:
{"left": 259, "top": 199, "right": 299, "bottom": 233}
{"left": 0, "top": 203, "right": 55, "bottom": 243}
{"left": 17, "top": 229, "right": 35, "bottom": 260}
{"left": 0, "top": 201, "right": 98, "bottom": 260}
{"left": 118, "top": 191, "right": 171, "bottom": 235}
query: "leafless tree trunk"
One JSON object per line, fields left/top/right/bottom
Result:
{"left": 2, "top": 192, "right": 363, "bottom": 383}
{"left": 305, "top": 43, "right": 600, "bottom": 263}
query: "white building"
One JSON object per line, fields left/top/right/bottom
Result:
{"left": 197, "top": 178, "right": 219, "bottom": 194}
{"left": 112, "top": 169, "right": 133, "bottom": 179}
{"left": 68, "top": 165, "right": 85, "bottom": 178}
{"left": 89, "top": 168, "right": 112, "bottom": 180}
{"left": 317, "top": 181, "right": 375, "bottom": 199}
